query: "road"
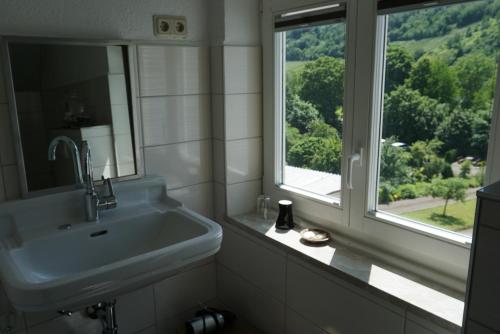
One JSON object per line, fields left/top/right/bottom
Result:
{"left": 378, "top": 187, "right": 479, "bottom": 237}
{"left": 378, "top": 188, "right": 479, "bottom": 214}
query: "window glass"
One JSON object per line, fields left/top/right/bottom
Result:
{"left": 376, "top": 0, "right": 499, "bottom": 236}
{"left": 281, "top": 20, "right": 347, "bottom": 200}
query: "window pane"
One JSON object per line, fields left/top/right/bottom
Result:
{"left": 281, "top": 21, "right": 346, "bottom": 200}
{"left": 377, "top": 0, "right": 499, "bottom": 236}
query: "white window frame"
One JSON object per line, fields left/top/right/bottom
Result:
{"left": 262, "top": 0, "right": 500, "bottom": 290}
{"left": 265, "top": 0, "right": 357, "bottom": 228}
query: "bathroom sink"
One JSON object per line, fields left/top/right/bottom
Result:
{"left": 0, "top": 177, "right": 222, "bottom": 312}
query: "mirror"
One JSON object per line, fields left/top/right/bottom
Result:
{"left": 6, "top": 41, "right": 138, "bottom": 193}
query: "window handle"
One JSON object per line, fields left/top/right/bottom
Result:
{"left": 347, "top": 149, "right": 363, "bottom": 190}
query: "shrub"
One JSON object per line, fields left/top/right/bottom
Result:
{"left": 379, "top": 183, "right": 394, "bottom": 204}
{"left": 397, "top": 184, "right": 417, "bottom": 199}
{"left": 414, "top": 182, "right": 431, "bottom": 197}
{"left": 444, "top": 149, "right": 458, "bottom": 163}
{"left": 460, "top": 159, "right": 472, "bottom": 178}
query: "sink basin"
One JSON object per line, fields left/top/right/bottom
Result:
{"left": 0, "top": 177, "right": 222, "bottom": 312}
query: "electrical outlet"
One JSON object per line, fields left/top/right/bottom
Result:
{"left": 173, "top": 18, "right": 187, "bottom": 35}
{"left": 153, "top": 15, "right": 187, "bottom": 37}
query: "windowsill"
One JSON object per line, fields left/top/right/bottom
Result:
{"left": 226, "top": 211, "right": 464, "bottom": 332}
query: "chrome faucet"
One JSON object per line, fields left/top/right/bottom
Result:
{"left": 48, "top": 136, "right": 84, "bottom": 187}
{"left": 81, "top": 141, "right": 117, "bottom": 222}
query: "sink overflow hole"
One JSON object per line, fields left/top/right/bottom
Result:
{"left": 90, "top": 230, "right": 108, "bottom": 238}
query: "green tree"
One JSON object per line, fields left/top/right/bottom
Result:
{"left": 409, "top": 140, "right": 447, "bottom": 181}
{"left": 430, "top": 178, "right": 468, "bottom": 216}
{"left": 436, "top": 108, "right": 475, "bottom": 156}
{"left": 380, "top": 137, "right": 414, "bottom": 186}
{"left": 385, "top": 45, "right": 413, "bottom": 92}
{"left": 453, "top": 54, "right": 496, "bottom": 109}
{"left": 407, "top": 56, "right": 459, "bottom": 105}
{"left": 471, "top": 109, "right": 492, "bottom": 159}
{"left": 286, "top": 93, "right": 321, "bottom": 133}
{"left": 299, "top": 56, "right": 345, "bottom": 130}
{"left": 460, "top": 160, "right": 472, "bottom": 178}
{"left": 287, "top": 135, "right": 342, "bottom": 174}
{"left": 384, "top": 87, "right": 448, "bottom": 144}
{"left": 285, "top": 123, "right": 301, "bottom": 154}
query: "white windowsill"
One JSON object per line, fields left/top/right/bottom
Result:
{"left": 226, "top": 211, "right": 464, "bottom": 331}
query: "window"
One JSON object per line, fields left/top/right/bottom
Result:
{"left": 275, "top": 4, "right": 348, "bottom": 202}
{"left": 373, "top": 0, "right": 499, "bottom": 237}
{"left": 266, "top": 0, "right": 500, "bottom": 287}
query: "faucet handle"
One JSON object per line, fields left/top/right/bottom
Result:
{"left": 101, "top": 176, "right": 115, "bottom": 198}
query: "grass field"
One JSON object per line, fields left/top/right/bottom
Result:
{"left": 401, "top": 198, "right": 476, "bottom": 231}
{"left": 286, "top": 61, "right": 308, "bottom": 73}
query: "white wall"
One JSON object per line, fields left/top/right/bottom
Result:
{"left": 0, "top": 0, "right": 209, "bottom": 42}
{"left": 216, "top": 221, "right": 460, "bottom": 334}
{"left": 0, "top": 1, "right": 217, "bottom": 333}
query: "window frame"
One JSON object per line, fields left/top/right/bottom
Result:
{"left": 266, "top": 0, "right": 357, "bottom": 228}
{"left": 262, "top": 0, "right": 500, "bottom": 290}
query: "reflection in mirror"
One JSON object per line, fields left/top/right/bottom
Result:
{"left": 8, "top": 43, "right": 136, "bottom": 192}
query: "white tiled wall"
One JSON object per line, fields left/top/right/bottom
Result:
{"left": 137, "top": 46, "right": 210, "bottom": 97}
{"left": 0, "top": 43, "right": 218, "bottom": 334}
{"left": 216, "top": 221, "right": 460, "bottom": 334}
{"left": 0, "top": 260, "right": 217, "bottom": 334}
{"left": 211, "top": 46, "right": 263, "bottom": 218}
{"left": 138, "top": 45, "right": 214, "bottom": 219}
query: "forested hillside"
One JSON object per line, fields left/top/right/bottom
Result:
{"left": 285, "top": 0, "right": 500, "bottom": 213}
{"left": 286, "top": 0, "right": 499, "bottom": 61}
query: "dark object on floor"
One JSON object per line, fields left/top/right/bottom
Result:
{"left": 185, "top": 307, "right": 236, "bottom": 334}
{"left": 276, "top": 200, "right": 294, "bottom": 230}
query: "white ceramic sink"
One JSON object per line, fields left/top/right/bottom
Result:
{"left": 0, "top": 177, "right": 222, "bottom": 312}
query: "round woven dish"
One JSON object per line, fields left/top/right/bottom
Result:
{"left": 300, "top": 228, "right": 331, "bottom": 244}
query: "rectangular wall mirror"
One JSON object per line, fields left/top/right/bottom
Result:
{"left": 3, "top": 39, "right": 140, "bottom": 195}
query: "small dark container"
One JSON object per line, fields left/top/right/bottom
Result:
{"left": 276, "top": 200, "right": 294, "bottom": 230}
{"left": 185, "top": 308, "right": 236, "bottom": 334}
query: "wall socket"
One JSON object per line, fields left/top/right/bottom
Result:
{"left": 153, "top": 15, "right": 187, "bottom": 37}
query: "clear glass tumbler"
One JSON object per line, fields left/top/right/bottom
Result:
{"left": 256, "top": 194, "right": 271, "bottom": 221}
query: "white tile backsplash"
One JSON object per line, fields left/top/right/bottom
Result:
{"left": 217, "top": 264, "right": 285, "bottom": 334}
{"left": 224, "top": 94, "right": 262, "bottom": 140}
{"left": 210, "top": 47, "right": 224, "bottom": 95}
{"left": 286, "top": 308, "right": 329, "bottom": 334}
{"left": 213, "top": 139, "right": 225, "bottom": 184}
{"left": 138, "top": 46, "right": 209, "bottom": 97}
{"left": 141, "top": 95, "right": 211, "bottom": 146}
{"left": 154, "top": 262, "right": 216, "bottom": 330}
{"left": 168, "top": 182, "right": 214, "bottom": 218}
{"left": 115, "top": 134, "right": 135, "bottom": 165}
{"left": 406, "top": 312, "right": 458, "bottom": 334}
{"left": 110, "top": 104, "right": 132, "bottom": 135}
{"left": 286, "top": 259, "right": 405, "bottom": 334}
{"left": 211, "top": 94, "right": 224, "bottom": 140}
{"left": 216, "top": 225, "right": 286, "bottom": 301}
{"left": 214, "top": 182, "right": 226, "bottom": 221}
{"left": 144, "top": 139, "right": 213, "bottom": 190}
{"left": 106, "top": 46, "right": 125, "bottom": 75}
{"left": 226, "top": 137, "right": 262, "bottom": 184}
{"left": 223, "top": 47, "right": 262, "bottom": 94}
{"left": 108, "top": 74, "right": 128, "bottom": 105}
{"left": 27, "top": 311, "right": 101, "bottom": 334}
{"left": 226, "top": 179, "right": 261, "bottom": 216}
{"left": 116, "top": 286, "right": 155, "bottom": 334}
